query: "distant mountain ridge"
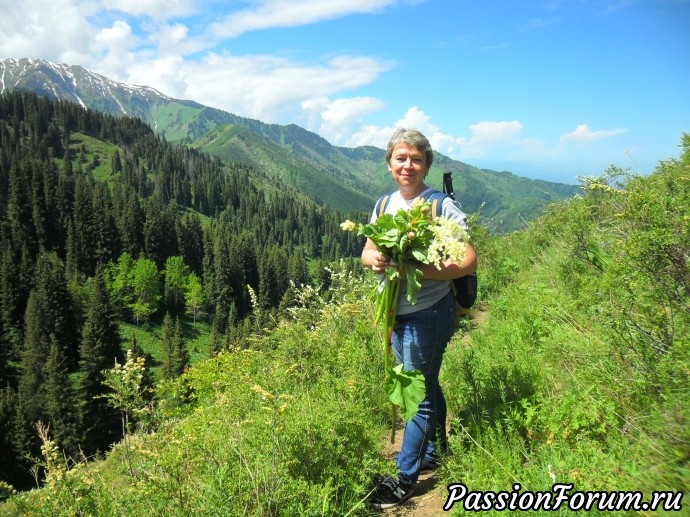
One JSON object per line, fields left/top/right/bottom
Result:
{"left": 0, "top": 57, "right": 580, "bottom": 232}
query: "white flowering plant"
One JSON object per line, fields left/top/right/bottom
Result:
{"left": 341, "top": 198, "right": 469, "bottom": 440}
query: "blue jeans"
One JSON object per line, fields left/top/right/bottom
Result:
{"left": 391, "top": 289, "right": 455, "bottom": 485}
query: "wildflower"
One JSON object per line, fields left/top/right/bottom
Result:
{"left": 427, "top": 217, "right": 469, "bottom": 269}
{"left": 410, "top": 197, "right": 427, "bottom": 210}
{"left": 340, "top": 219, "right": 358, "bottom": 232}
{"left": 250, "top": 384, "right": 274, "bottom": 401}
{"left": 246, "top": 285, "right": 259, "bottom": 310}
{"left": 347, "top": 378, "right": 357, "bottom": 392}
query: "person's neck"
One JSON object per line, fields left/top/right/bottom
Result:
{"left": 399, "top": 184, "right": 428, "bottom": 200}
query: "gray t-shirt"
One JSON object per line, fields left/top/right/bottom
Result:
{"left": 370, "top": 187, "right": 469, "bottom": 315}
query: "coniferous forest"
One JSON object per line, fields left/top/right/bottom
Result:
{"left": 0, "top": 91, "right": 364, "bottom": 490}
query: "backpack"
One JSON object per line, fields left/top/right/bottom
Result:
{"left": 374, "top": 173, "right": 477, "bottom": 310}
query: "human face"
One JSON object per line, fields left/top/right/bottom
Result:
{"left": 388, "top": 143, "right": 428, "bottom": 197}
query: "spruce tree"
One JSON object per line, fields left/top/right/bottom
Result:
{"left": 34, "top": 252, "right": 79, "bottom": 368}
{"left": 91, "top": 182, "right": 120, "bottom": 269}
{"left": 118, "top": 187, "right": 144, "bottom": 257}
{"left": 0, "top": 385, "right": 27, "bottom": 488}
{"left": 14, "top": 250, "right": 80, "bottom": 464}
{"left": 77, "top": 268, "right": 122, "bottom": 453}
{"left": 177, "top": 213, "right": 204, "bottom": 275}
{"left": 160, "top": 312, "right": 175, "bottom": 380}
{"left": 70, "top": 174, "right": 96, "bottom": 276}
{"left": 44, "top": 339, "right": 80, "bottom": 457}
{"left": 14, "top": 290, "right": 50, "bottom": 462}
{"left": 171, "top": 317, "right": 189, "bottom": 377}
{"left": 0, "top": 241, "right": 23, "bottom": 381}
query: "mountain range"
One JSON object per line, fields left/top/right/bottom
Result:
{"left": 0, "top": 57, "right": 580, "bottom": 232}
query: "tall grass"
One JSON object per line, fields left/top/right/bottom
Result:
{"left": 438, "top": 142, "right": 690, "bottom": 514}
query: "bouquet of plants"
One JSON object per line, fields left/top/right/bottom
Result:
{"left": 341, "top": 198, "right": 469, "bottom": 441}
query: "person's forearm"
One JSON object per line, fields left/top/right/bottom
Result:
{"left": 362, "top": 241, "right": 389, "bottom": 273}
{"left": 361, "top": 246, "right": 378, "bottom": 269}
{"left": 362, "top": 241, "right": 477, "bottom": 278}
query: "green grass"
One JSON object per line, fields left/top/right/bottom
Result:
{"left": 53, "top": 133, "right": 119, "bottom": 182}
{"left": 119, "top": 310, "right": 213, "bottom": 380}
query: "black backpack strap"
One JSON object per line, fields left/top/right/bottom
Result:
{"left": 442, "top": 171, "right": 455, "bottom": 200}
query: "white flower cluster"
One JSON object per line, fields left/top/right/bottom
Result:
{"left": 410, "top": 197, "right": 428, "bottom": 210}
{"left": 339, "top": 220, "right": 357, "bottom": 231}
{"left": 427, "top": 217, "right": 469, "bottom": 269}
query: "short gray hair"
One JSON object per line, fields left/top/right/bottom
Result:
{"left": 384, "top": 128, "right": 434, "bottom": 169}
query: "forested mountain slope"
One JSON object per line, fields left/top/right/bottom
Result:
{"left": 2, "top": 127, "right": 687, "bottom": 514}
{"left": 0, "top": 90, "right": 364, "bottom": 490}
{"left": 0, "top": 57, "right": 581, "bottom": 231}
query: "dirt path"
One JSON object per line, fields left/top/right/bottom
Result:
{"left": 379, "top": 309, "right": 488, "bottom": 516}
{"left": 379, "top": 435, "right": 446, "bottom": 517}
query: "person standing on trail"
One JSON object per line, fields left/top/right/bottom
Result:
{"left": 361, "top": 128, "right": 478, "bottom": 510}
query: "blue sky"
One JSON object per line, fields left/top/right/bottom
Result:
{"left": 1, "top": 0, "right": 688, "bottom": 184}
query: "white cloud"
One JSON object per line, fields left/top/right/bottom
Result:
{"left": 348, "top": 124, "right": 398, "bottom": 148}
{"left": 343, "top": 106, "right": 450, "bottom": 149}
{"left": 338, "top": 107, "right": 483, "bottom": 159}
{"left": 125, "top": 54, "right": 188, "bottom": 94}
{"left": 336, "top": 110, "right": 527, "bottom": 162}
{"left": 0, "top": 0, "right": 95, "bottom": 64}
{"left": 90, "top": 20, "right": 141, "bottom": 79}
{"left": 307, "top": 96, "right": 385, "bottom": 143}
{"left": 102, "top": 0, "right": 195, "bottom": 19}
{"left": 468, "top": 121, "right": 523, "bottom": 142}
{"left": 321, "top": 97, "right": 384, "bottom": 124}
{"left": 154, "top": 23, "right": 190, "bottom": 49}
{"left": 560, "top": 124, "right": 628, "bottom": 143}
{"left": 442, "top": 120, "right": 524, "bottom": 158}
{"left": 127, "top": 53, "right": 390, "bottom": 124}
{"left": 210, "top": 0, "right": 398, "bottom": 38}
{"left": 94, "top": 20, "right": 134, "bottom": 48}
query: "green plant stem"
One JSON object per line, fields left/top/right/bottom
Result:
{"left": 380, "top": 270, "right": 401, "bottom": 443}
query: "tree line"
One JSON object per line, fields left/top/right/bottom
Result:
{"left": 0, "top": 91, "right": 366, "bottom": 489}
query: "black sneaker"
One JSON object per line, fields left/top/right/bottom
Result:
{"left": 368, "top": 476, "right": 414, "bottom": 510}
{"left": 420, "top": 457, "right": 438, "bottom": 473}
{"left": 420, "top": 448, "right": 440, "bottom": 473}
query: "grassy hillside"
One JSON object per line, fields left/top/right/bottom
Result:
{"left": 3, "top": 137, "right": 687, "bottom": 515}
{"left": 192, "top": 123, "right": 373, "bottom": 214}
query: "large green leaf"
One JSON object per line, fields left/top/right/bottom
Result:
{"left": 405, "top": 264, "right": 424, "bottom": 304}
{"left": 385, "top": 363, "right": 426, "bottom": 421}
